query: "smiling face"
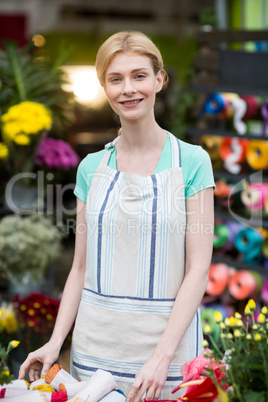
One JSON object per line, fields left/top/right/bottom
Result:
{"left": 104, "top": 52, "right": 164, "bottom": 123}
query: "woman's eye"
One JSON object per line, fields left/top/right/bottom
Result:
{"left": 136, "top": 74, "right": 146, "bottom": 79}
{"left": 110, "top": 77, "right": 121, "bottom": 83}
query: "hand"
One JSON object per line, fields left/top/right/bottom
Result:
{"left": 126, "top": 353, "right": 171, "bottom": 402}
{"left": 18, "top": 341, "right": 60, "bottom": 381}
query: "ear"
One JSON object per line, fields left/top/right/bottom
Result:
{"left": 155, "top": 70, "right": 165, "bottom": 93}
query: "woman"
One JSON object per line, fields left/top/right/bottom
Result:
{"left": 19, "top": 31, "right": 215, "bottom": 401}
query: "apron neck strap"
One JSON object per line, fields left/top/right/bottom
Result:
{"left": 169, "top": 132, "right": 182, "bottom": 168}
{"left": 98, "top": 135, "right": 120, "bottom": 170}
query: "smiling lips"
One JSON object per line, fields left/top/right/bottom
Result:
{"left": 119, "top": 98, "right": 143, "bottom": 106}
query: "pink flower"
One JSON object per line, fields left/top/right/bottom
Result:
{"left": 35, "top": 138, "right": 80, "bottom": 170}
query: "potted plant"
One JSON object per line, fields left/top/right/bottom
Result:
{"left": 0, "top": 214, "right": 64, "bottom": 296}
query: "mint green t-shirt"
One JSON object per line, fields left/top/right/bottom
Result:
{"left": 74, "top": 134, "right": 215, "bottom": 203}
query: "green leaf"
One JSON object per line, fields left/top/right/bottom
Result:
{"left": 244, "top": 391, "right": 266, "bottom": 402}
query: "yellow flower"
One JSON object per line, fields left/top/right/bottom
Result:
{"left": 202, "top": 339, "right": 209, "bottom": 348}
{"left": 0, "top": 305, "right": 18, "bottom": 333}
{"left": 14, "top": 134, "right": 30, "bottom": 145}
{"left": 234, "top": 329, "right": 241, "bottom": 338}
{"left": 1, "top": 101, "right": 52, "bottom": 142}
{"left": 235, "top": 312, "right": 242, "bottom": 319}
{"left": 203, "top": 324, "right": 212, "bottom": 334}
{"left": 220, "top": 322, "right": 226, "bottom": 330}
{"left": 247, "top": 299, "right": 256, "bottom": 312}
{"left": 244, "top": 305, "right": 252, "bottom": 316}
{"left": 224, "top": 318, "right": 231, "bottom": 327}
{"left": 0, "top": 142, "right": 9, "bottom": 161}
{"left": 257, "top": 313, "right": 266, "bottom": 324}
{"left": 214, "top": 310, "right": 223, "bottom": 323}
{"left": 246, "top": 334, "right": 252, "bottom": 340}
{"left": 229, "top": 317, "right": 237, "bottom": 327}
{"left": 10, "top": 340, "right": 20, "bottom": 349}
{"left": 261, "top": 306, "right": 268, "bottom": 315}
{"left": 227, "top": 333, "right": 233, "bottom": 339}
{"left": 236, "top": 319, "right": 244, "bottom": 327}
{"left": 1, "top": 368, "right": 10, "bottom": 376}
{"left": 254, "top": 333, "right": 262, "bottom": 341}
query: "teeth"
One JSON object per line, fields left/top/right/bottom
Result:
{"left": 122, "top": 100, "right": 141, "bottom": 104}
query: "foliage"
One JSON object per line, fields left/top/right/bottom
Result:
{"left": 0, "top": 340, "right": 20, "bottom": 385}
{"left": 0, "top": 40, "right": 73, "bottom": 132}
{"left": 204, "top": 300, "right": 268, "bottom": 401}
{"left": 0, "top": 214, "right": 64, "bottom": 283}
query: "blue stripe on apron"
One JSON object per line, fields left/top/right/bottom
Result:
{"left": 73, "top": 361, "right": 183, "bottom": 382}
{"left": 149, "top": 174, "right": 158, "bottom": 298}
{"left": 97, "top": 171, "right": 120, "bottom": 293}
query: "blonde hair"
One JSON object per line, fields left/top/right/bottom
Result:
{"left": 95, "top": 31, "right": 169, "bottom": 88}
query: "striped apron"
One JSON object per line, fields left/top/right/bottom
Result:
{"left": 71, "top": 133, "right": 203, "bottom": 398}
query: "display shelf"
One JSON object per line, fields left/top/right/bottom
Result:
{"left": 190, "top": 84, "right": 268, "bottom": 97}
{"left": 213, "top": 170, "right": 268, "bottom": 182}
{"left": 212, "top": 255, "right": 267, "bottom": 275}
{"left": 187, "top": 127, "right": 268, "bottom": 141}
{"left": 214, "top": 208, "right": 268, "bottom": 229}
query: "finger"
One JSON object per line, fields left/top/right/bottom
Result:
{"left": 18, "top": 365, "right": 27, "bottom": 380}
{"left": 41, "top": 361, "right": 52, "bottom": 378}
{"left": 154, "top": 386, "right": 163, "bottom": 400}
{"left": 28, "top": 367, "right": 39, "bottom": 382}
{"left": 132, "top": 383, "right": 151, "bottom": 402}
{"left": 126, "top": 379, "right": 142, "bottom": 402}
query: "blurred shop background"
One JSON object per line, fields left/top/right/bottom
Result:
{"left": 0, "top": 0, "right": 268, "bottom": 378}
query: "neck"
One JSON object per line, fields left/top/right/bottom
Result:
{"left": 119, "top": 117, "right": 166, "bottom": 151}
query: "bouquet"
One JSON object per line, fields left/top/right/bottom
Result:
{"left": 0, "top": 101, "right": 52, "bottom": 178}
{"left": 35, "top": 137, "right": 80, "bottom": 170}
{"left": 202, "top": 299, "right": 268, "bottom": 401}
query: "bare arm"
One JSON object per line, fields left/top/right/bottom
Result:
{"left": 127, "top": 187, "right": 214, "bottom": 402}
{"left": 19, "top": 198, "right": 87, "bottom": 380}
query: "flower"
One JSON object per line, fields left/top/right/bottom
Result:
{"left": 202, "top": 303, "right": 268, "bottom": 401}
{"left": 214, "top": 311, "right": 223, "bottom": 323}
{"left": 35, "top": 138, "right": 80, "bottom": 170}
{"left": 1, "top": 101, "right": 52, "bottom": 142}
{"left": 0, "top": 302, "right": 18, "bottom": 350}
{"left": 12, "top": 292, "right": 62, "bottom": 356}
{"left": 0, "top": 214, "right": 64, "bottom": 283}
{"left": 172, "top": 350, "right": 228, "bottom": 402}
{"left": 0, "top": 142, "right": 9, "bottom": 161}
{"left": 0, "top": 339, "right": 20, "bottom": 385}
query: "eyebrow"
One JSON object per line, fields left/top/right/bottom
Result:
{"left": 106, "top": 68, "right": 149, "bottom": 76}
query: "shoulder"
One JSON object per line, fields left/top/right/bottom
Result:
{"left": 178, "top": 138, "right": 209, "bottom": 163}
{"left": 77, "top": 149, "right": 106, "bottom": 174}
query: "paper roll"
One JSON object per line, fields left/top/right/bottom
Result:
{"left": 201, "top": 93, "right": 226, "bottom": 116}
{"left": 234, "top": 228, "right": 263, "bottom": 263}
{"left": 213, "top": 225, "right": 230, "bottom": 248}
{"left": 228, "top": 270, "right": 257, "bottom": 300}
{"left": 214, "top": 180, "right": 231, "bottom": 207}
{"left": 246, "top": 140, "right": 268, "bottom": 170}
{"left": 261, "top": 99, "right": 268, "bottom": 136}
{"left": 231, "top": 97, "right": 247, "bottom": 134}
{"left": 223, "top": 221, "right": 242, "bottom": 250}
{"left": 241, "top": 183, "right": 268, "bottom": 211}
{"left": 240, "top": 95, "right": 259, "bottom": 120}
{"left": 206, "top": 263, "right": 230, "bottom": 295}
{"left": 220, "top": 138, "right": 248, "bottom": 174}
{"left": 200, "top": 135, "right": 223, "bottom": 169}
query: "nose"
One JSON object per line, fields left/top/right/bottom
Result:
{"left": 122, "top": 79, "right": 136, "bottom": 96}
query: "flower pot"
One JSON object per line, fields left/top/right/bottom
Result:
{"left": 4, "top": 182, "right": 42, "bottom": 214}
{"left": 8, "top": 274, "right": 46, "bottom": 297}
